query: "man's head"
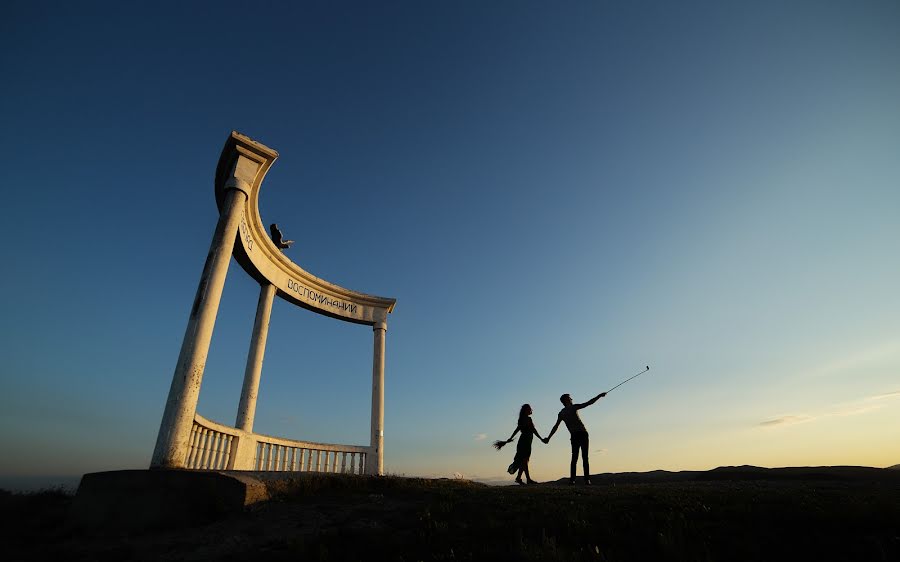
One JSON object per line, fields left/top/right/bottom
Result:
{"left": 560, "top": 393, "right": 573, "bottom": 406}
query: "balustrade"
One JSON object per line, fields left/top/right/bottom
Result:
{"left": 186, "top": 413, "right": 368, "bottom": 474}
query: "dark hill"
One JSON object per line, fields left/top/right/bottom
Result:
{"left": 6, "top": 467, "right": 900, "bottom": 561}
{"left": 548, "top": 464, "right": 900, "bottom": 485}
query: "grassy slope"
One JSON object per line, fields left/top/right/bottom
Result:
{"left": 4, "top": 468, "right": 900, "bottom": 561}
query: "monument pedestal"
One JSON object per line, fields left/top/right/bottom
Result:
{"left": 70, "top": 470, "right": 269, "bottom": 535}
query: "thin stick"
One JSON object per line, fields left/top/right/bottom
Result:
{"left": 606, "top": 366, "right": 650, "bottom": 394}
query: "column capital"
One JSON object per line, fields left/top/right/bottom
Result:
{"left": 223, "top": 177, "right": 251, "bottom": 198}
{"left": 373, "top": 320, "right": 387, "bottom": 332}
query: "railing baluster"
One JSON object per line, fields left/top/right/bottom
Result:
{"left": 218, "top": 433, "right": 228, "bottom": 469}
{"left": 340, "top": 452, "right": 347, "bottom": 474}
{"left": 195, "top": 429, "right": 207, "bottom": 469}
{"left": 198, "top": 429, "right": 211, "bottom": 469}
{"left": 331, "top": 451, "right": 338, "bottom": 473}
{"left": 216, "top": 433, "right": 227, "bottom": 469}
{"left": 194, "top": 425, "right": 204, "bottom": 468}
{"left": 209, "top": 431, "right": 218, "bottom": 469}
{"left": 207, "top": 433, "right": 217, "bottom": 469}
{"left": 187, "top": 426, "right": 201, "bottom": 468}
{"left": 211, "top": 433, "right": 223, "bottom": 469}
{"left": 222, "top": 435, "right": 232, "bottom": 469}
{"left": 350, "top": 453, "right": 356, "bottom": 474}
{"left": 210, "top": 432, "right": 221, "bottom": 469}
{"left": 190, "top": 428, "right": 203, "bottom": 469}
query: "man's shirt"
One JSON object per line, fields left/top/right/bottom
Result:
{"left": 558, "top": 405, "right": 587, "bottom": 434}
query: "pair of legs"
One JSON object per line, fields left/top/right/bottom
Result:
{"left": 570, "top": 431, "right": 590, "bottom": 483}
{"left": 515, "top": 462, "right": 536, "bottom": 485}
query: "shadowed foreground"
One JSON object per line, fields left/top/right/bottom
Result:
{"left": 4, "top": 466, "right": 900, "bottom": 561}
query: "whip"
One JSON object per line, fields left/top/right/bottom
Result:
{"left": 605, "top": 365, "right": 651, "bottom": 394}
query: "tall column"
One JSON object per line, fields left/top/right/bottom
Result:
{"left": 368, "top": 320, "right": 387, "bottom": 475}
{"left": 151, "top": 182, "right": 248, "bottom": 468}
{"left": 235, "top": 282, "right": 276, "bottom": 432}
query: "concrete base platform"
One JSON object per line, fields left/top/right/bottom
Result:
{"left": 70, "top": 470, "right": 269, "bottom": 535}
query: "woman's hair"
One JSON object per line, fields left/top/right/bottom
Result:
{"left": 518, "top": 404, "right": 531, "bottom": 425}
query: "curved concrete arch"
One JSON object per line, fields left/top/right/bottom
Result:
{"left": 214, "top": 131, "right": 396, "bottom": 325}
{"left": 153, "top": 132, "right": 393, "bottom": 473}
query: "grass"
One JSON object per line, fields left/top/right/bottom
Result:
{"left": 1, "top": 486, "right": 73, "bottom": 547}
{"left": 4, "top": 472, "right": 900, "bottom": 561}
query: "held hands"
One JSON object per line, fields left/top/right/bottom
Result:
{"left": 542, "top": 437, "right": 550, "bottom": 444}
{"left": 600, "top": 392, "right": 607, "bottom": 398}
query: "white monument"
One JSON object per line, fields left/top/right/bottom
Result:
{"left": 151, "top": 132, "right": 396, "bottom": 475}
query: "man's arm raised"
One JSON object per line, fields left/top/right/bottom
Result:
{"left": 575, "top": 391, "right": 607, "bottom": 410}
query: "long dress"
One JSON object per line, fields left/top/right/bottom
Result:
{"left": 507, "top": 417, "right": 535, "bottom": 474}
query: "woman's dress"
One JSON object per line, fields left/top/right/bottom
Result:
{"left": 507, "top": 417, "right": 535, "bottom": 474}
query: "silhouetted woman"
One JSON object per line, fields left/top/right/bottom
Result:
{"left": 501, "top": 404, "right": 546, "bottom": 485}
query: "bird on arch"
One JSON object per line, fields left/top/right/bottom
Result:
{"left": 269, "top": 223, "right": 295, "bottom": 250}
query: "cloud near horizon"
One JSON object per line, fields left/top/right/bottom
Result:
{"left": 868, "top": 390, "right": 900, "bottom": 401}
{"left": 759, "top": 390, "right": 899, "bottom": 429}
{"left": 473, "top": 433, "right": 487, "bottom": 441}
{"left": 759, "top": 415, "right": 813, "bottom": 428}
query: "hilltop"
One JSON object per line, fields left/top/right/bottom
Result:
{"left": 4, "top": 465, "right": 900, "bottom": 561}
{"left": 547, "top": 464, "right": 900, "bottom": 484}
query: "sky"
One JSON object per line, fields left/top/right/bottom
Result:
{"left": 1, "top": 0, "right": 898, "bottom": 490}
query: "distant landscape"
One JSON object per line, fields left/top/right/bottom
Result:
{"left": 4, "top": 465, "right": 899, "bottom": 561}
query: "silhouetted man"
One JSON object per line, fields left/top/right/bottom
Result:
{"left": 545, "top": 391, "right": 606, "bottom": 485}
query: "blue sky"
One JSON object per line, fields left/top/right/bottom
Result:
{"left": 1, "top": 0, "right": 898, "bottom": 489}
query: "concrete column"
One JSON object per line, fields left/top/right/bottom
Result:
{"left": 235, "top": 282, "right": 276, "bottom": 432}
{"left": 152, "top": 184, "right": 249, "bottom": 468}
{"left": 368, "top": 321, "right": 387, "bottom": 475}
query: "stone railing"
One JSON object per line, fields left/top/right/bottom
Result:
{"left": 189, "top": 413, "right": 370, "bottom": 474}
{"left": 254, "top": 434, "right": 368, "bottom": 475}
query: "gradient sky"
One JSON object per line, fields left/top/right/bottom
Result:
{"left": 1, "top": 1, "right": 898, "bottom": 489}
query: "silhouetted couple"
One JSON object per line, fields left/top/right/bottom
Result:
{"left": 502, "top": 390, "right": 607, "bottom": 485}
